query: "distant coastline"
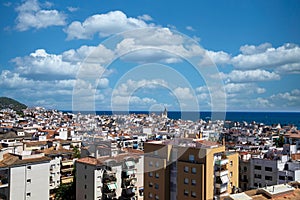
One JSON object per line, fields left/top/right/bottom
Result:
{"left": 62, "top": 110, "right": 300, "bottom": 127}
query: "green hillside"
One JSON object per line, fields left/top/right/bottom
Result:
{"left": 0, "top": 97, "right": 27, "bottom": 112}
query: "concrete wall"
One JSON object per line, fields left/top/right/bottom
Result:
{"left": 10, "top": 162, "right": 50, "bottom": 200}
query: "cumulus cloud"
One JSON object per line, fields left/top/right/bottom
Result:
{"left": 206, "top": 50, "right": 231, "bottom": 65}
{"left": 173, "top": 87, "right": 194, "bottom": 100}
{"left": 113, "top": 79, "right": 168, "bottom": 96}
{"left": 12, "top": 49, "right": 79, "bottom": 78}
{"left": 138, "top": 14, "right": 153, "bottom": 21}
{"left": 231, "top": 43, "right": 300, "bottom": 72}
{"left": 220, "top": 69, "right": 280, "bottom": 83}
{"left": 15, "top": 0, "right": 66, "bottom": 31}
{"left": 65, "top": 10, "right": 152, "bottom": 40}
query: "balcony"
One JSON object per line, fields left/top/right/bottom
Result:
{"left": 215, "top": 170, "right": 228, "bottom": 177}
{"left": 215, "top": 159, "right": 229, "bottom": 166}
{"left": 215, "top": 184, "right": 228, "bottom": 194}
{"left": 103, "top": 183, "right": 117, "bottom": 200}
{"left": 121, "top": 186, "right": 137, "bottom": 198}
{"left": 123, "top": 160, "right": 136, "bottom": 170}
{"left": 103, "top": 172, "right": 117, "bottom": 183}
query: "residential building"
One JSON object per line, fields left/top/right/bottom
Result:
{"left": 144, "top": 139, "right": 239, "bottom": 200}
{"left": 0, "top": 152, "right": 50, "bottom": 200}
{"left": 76, "top": 151, "right": 144, "bottom": 200}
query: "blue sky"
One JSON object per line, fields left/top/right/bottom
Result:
{"left": 0, "top": 0, "right": 300, "bottom": 112}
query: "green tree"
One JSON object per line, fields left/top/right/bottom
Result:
{"left": 72, "top": 146, "right": 81, "bottom": 159}
{"left": 55, "top": 182, "right": 75, "bottom": 200}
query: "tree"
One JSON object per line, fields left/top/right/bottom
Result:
{"left": 55, "top": 182, "right": 75, "bottom": 200}
{"left": 72, "top": 146, "right": 81, "bottom": 159}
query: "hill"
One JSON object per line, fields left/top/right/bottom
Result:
{"left": 0, "top": 97, "right": 27, "bottom": 112}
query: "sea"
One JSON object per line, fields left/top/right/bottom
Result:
{"left": 68, "top": 111, "right": 300, "bottom": 128}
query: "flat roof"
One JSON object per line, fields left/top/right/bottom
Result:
{"left": 259, "top": 184, "right": 295, "bottom": 197}
{"left": 229, "top": 192, "right": 252, "bottom": 200}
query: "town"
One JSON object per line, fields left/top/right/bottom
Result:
{"left": 0, "top": 106, "right": 299, "bottom": 200}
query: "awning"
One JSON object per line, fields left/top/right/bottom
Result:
{"left": 62, "top": 161, "right": 73, "bottom": 166}
{"left": 107, "top": 183, "right": 117, "bottom": 190}
{"left": 127, "top": 170, "right": 135, "bottom": 176}
{"left": 220, "top": 175, "right": 229, "bottom": 184}
{"left": 125, "top": 161, "right": 135, "bottom": 167}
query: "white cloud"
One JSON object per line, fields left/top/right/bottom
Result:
{"left": 138, "top": 14, "right": 153, "bottom": 21}
{"left": 186, "top": 26, "right": 195, "bottom": 31}
{"left": 220, "top": 69, "right": 280, "bottom": 83}
{"left": 206, "top": 50, "right": 231, "bottom": 65}
{"left": 0, "top": 70, "right": 35, "bottom": 88}
{"left": 12, "top": 49, "right": 79, "bottom": 78}
{"left": 67, "top": 6, "right": 79, "bottom": 12}
{"left": 113, "top": 79, "right": 168, "bottom": 96}
{"left": 270, "top": 89, "right": 300, "bottom": 102}
{"left": 231, "top": 43, "right": 300, "bottom": 73}
{"left": 15, "top": 0, "right": 66, "bottom": 31}
{"left": 239, "top": 43, "right": 272, "bottom": 55}
{"left": 112, "top": 95, "right": 156, "bottom": 106}
{"left": 173, "top": 87, "right": 194, "bottom": 100}
{"left": 65, "top": 10, "right": 152, "bottom": 40}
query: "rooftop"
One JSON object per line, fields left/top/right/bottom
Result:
{"left": 0, "top": 153, "right": 50, "bottom": 168}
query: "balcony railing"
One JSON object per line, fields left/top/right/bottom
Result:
{"left": 215, "top": 159, "right": 229, "bottom": 166}
{"left": 216, "top": 170, "right": 228, "bottom": 177}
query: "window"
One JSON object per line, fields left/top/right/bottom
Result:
{"left": 192, "top": 167, "right": 196, "bottom": 174}
{"left": 184, "top": 178, "right": 189, "bottom": 184}
{"left": 184, "top": 166, "right": 189, "bottom": 173}
{"left": 230, "top": 161, "right": 233, "bottom": 166}
{"left": 230, "top": 172, "right": 233, "bottom": 177}
{"left": 85, "top": 184, "right": 87, "bottom": 189}
{"left": 149, "top": 172, "right": 153, "bottom": 177}
{"left": 26, "top": 193, "right": 31, "bottom": 197}
{"left": 149, "top": 161, "right": 153, "bottom": 167}
{"left": 148, "top": 193, "right": 153, "bottom": 198}
{"left": 155, "top": 161, "right": 159, "bottom": 168}
{"left": 85, "top": 165, "right": 87, "bottom": 169}
{"left": 265, "top": 176, "right": 272, "bottom": 181}
{"left": 27, "top": 179, "right": 31, "bottom": 183}
{"left": 244, "top": 166, "right": 247, "bottom": 172}
{"left": 27, "top": 166, "right": 31, "bottom": 170}
{"left": 155, "top": 183, "right": 159, "bottom": 189}
{"left": 155, "top": 195, "right": 159, "bottom": 200}
{"left": 288, "top": 176, "right": 293, "bottom": 181}
{"left": 254, "top": 174, "right": 261, "bottom": 179}
{"left": 279, "top": 176, "right": 285, "bottom": 180}
{"left": 189, "top": 154, "right": 195, "bottom": 162}
{"left": 254, "top": 165, "right": 261, "bottom": 170}
{"left": 191, "top": 179, "right": 196, "bottom": 185}
{"left": 184, "top": 190, "right": 189, "bottom": 196}
{"left": 149, "top": 182, "right": 153, "bottom": 187}
{"left": 84, "top": 194, "right": 87, "bottom": 199}
{"left": 191, "top": 191, "right": 196, "bottom": 198}
{"left": 265, "top": 167, "right": 272, "bottom": 172}
{"left": 155, "top": 173, "right": 159, "bottom": 178}
{"left": 84, "top": 175, "right": 87, "bottom": 179}
{"left": 154, "top": 150, "right": 158, "bottom": 156}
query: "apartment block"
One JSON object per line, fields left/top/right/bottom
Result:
{"left": 76, "top": 152, "right": 143, "bottom": 200}
{"left": 0, "top": 153, "right": 50, "bottom": 200}
{"left": 144, "top": 139, "right": 239, "bottom": 200}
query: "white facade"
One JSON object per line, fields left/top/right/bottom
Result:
{"left": 49, "top": 157, "right": 61, "bottom": 190}
{"left": 9, "top": 162, "right": 50, "bottom": 200}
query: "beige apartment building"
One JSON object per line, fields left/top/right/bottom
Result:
{"left": 144, "top": 139, "right": 239, "bottom": 200}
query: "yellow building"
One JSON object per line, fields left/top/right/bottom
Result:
{"left": 144, "top": 139, "right": 239, "bottom": 200}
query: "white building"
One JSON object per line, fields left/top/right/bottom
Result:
{"left": 0, "top": 153, "right": 50, "bottom": 200}
{"left": 76, "top": 152, "right": 144, "bottom": 200}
